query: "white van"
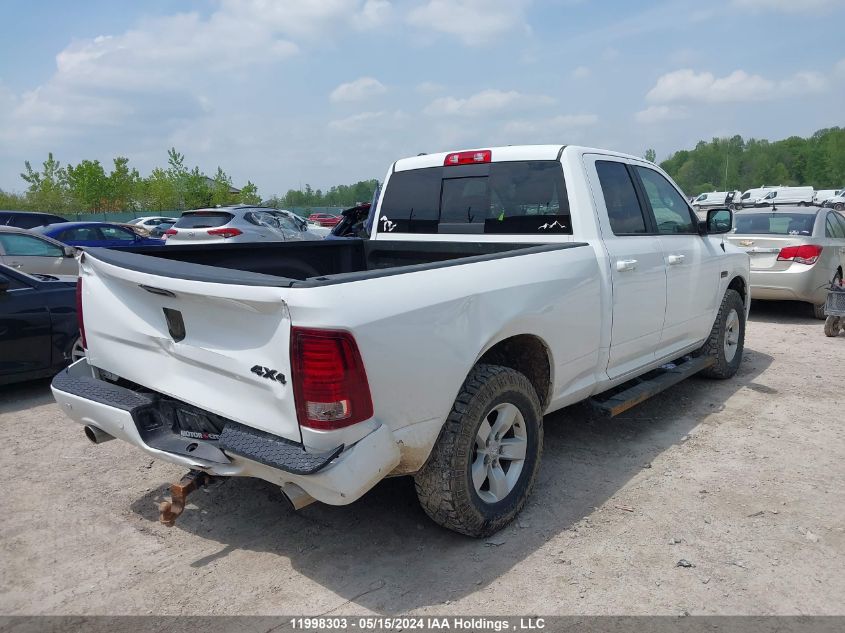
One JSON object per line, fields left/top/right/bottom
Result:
{"left": 814, "top": 188, "right": 843, "bottom": 206}
{"left": 739, "top": 186, "right": 778, "bottom": 207}
{"left": 756, "top": 186, "right": 814, "bottom": 206}
{"left": 692, "top": 191, "right": 739, "bottom": 212}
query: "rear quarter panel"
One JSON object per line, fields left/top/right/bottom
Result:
{"left": 288, "top": 245, "right": 603, "bottom": 469}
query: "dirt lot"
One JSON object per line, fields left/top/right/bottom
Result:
{"left": 1, "top": 301, "right": 843, "bottom": 616}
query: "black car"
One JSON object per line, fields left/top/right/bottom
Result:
{"left": 0, "top": 210, "right": 69, "bottom": 229}
{"left": 0, "top": 264, "right": 82, "bottom": 385}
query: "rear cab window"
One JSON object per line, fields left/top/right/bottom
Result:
{"left": 379, "top": 161, "right": 571, "bottom": 235}
{"left": 174, "top": 211, "right": 234, "bottom": 229}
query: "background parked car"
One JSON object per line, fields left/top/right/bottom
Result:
{"left": 753, "top": 186, "right": 815, "bottom": 207}
{"left": 127, "top": 216, "right": 178, "bottom": 229}
{"left": 0, "top": 226, "right": 78, "bottom": 276}
{"left": 823, "top": 191, "right": 845, "bottom": 211}
{"left": 32, "top": 222, "right": 165, "bottom": 248}
{"left": 164, "top": 206, "right": 324, "bottom": 245}
{"left": 307, "top": 212, "right": 341, "bottom": 228}
{"left": 728, "top": 206, "right": 845, "bottom": 318}
{"left": 0, "top": 264, "right": 82, "bottom": 385}
{"left": 813, "top": 189, "right": 841, "bottom": 206}
{"left": 0, "top": 211, "right": 69, "bottom": 229}
{"left": 149, "top": 220, "right": 176, "bottom": 238}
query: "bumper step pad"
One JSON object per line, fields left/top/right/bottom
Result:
{"left": 219, "top": 421, "right": 343, "bottom": 475}
{"left": 52, "top": 367, "right": 342, "bottom": 475}
{"left": 52, "top": 371, "right": 153, "bottom": 411}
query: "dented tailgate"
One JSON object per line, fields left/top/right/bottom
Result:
{"left": 79, "top": 251, "right": 301, "bottom": 442}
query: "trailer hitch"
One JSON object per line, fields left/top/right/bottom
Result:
{"left": 159, "top": 470, "right": 214, "bottom": 527}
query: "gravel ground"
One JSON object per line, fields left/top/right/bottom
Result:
{"left": 1, "top": 300, "right": 843, "bottom": 616}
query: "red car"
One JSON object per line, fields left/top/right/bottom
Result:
{"left": 308, "top": 213, "right": 341, "bottom": 227}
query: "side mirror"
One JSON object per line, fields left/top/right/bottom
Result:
{"left": 701, "top": 207, "right": 733, "bottom": 234}
{"left": 0, "top": 274, "right": 10, "bottom": 293}
{"left": 63, "top": 246, "right": 76, "bottom": 257}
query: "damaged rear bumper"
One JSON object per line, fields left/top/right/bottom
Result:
{"left": 51, "top": 358, "right": 400, "bottom": 505}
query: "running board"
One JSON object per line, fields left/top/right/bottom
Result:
{"left": 589, "top": 355, "right": 716, "bottom": 418}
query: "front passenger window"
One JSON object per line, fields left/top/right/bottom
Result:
{"left": 635, "top": 167, "right": 697, "bottom": 234}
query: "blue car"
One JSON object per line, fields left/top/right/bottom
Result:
{"left": 32, "top": 222, "right": 164, "bottom": 248}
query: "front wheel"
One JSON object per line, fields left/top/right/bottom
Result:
{"left": 414, "top": 364, "right": 543, "bottom": 537}
{"left": 696, "top": 289, "right": 745, "bottom": 379}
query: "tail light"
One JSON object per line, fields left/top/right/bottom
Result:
{"left": 75, "top": 277, "right": 86, "bottom": 349}
{"left": 164, "top": 229, "right": 178, "bottom": 238}
{"left": 290, "top": 327, "right": 373, "bottom": 430}
{"left": 444, "top": 149, "right": 491, "bottom": 166}
{"left": 777, "top": 244, "right": 823, "bottom": 265}
{"left": 207, "top": 227, "right": 243, "bottom": 238}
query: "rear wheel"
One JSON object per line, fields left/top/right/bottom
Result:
{"left": 697, "top": 289, "right": 745, "bottom": 379}
{"left": 68, "top": 336, "right": 86, "bottom": 363}
{"left": 414, "top": 364, "right": 543, "bottom": 537}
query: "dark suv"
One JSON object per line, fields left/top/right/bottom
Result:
{"left": 0, "top": 211, "right": 69, "bottom": 229}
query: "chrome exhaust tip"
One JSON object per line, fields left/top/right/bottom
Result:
{"left": 281, "top": 483, "right": 316, "bottom": 511}
{"left": 84, "top": 425, "right": 115, "bottom": 444}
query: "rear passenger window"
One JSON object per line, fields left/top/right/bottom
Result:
{"left": 595, "top": 161, "right": 648, "bottom": 235}
{"left": 826, "top": 214, "right": 845, "bottom": 238}
{"left": 634, "top": 166, "right": 697, "bottom": 234}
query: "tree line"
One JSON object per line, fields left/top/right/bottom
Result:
{"left": 0, "top": 149, "right": 262, "bottom": 213}
{"left": 655, "top": 127, "right": 845, "bottom": 196}
{"left": 2, "top": 128, "right": 841, "bottom": 214}
{"left": 0, "top": 147, "right": 379, "bottom": 215}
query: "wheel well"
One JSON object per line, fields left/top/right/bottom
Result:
{"left": 728, "top": 276, "right": 747, "bottom": 306}
{"left": 477, "top": 335, "right": 552, "bottom": 410}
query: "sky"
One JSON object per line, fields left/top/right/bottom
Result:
{"left": 1, "top": 0, "right": 844, "bottom": 198}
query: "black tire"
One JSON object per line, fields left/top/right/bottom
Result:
{"left": 824, "top": 316, "right": 841, "bottom": 337}
{"left": 414, "top": 364, "right": 543, "bottom": 537}
{"left": 835, "top": 203, "right": 844, "bottom": 212}
{"left": 697, "top": 289, "right": 745, "bottom": 379}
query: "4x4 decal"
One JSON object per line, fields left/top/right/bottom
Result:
{"left": 250, "top": 365, "right": 287, "bottom": 384}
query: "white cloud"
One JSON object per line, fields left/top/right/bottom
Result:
{"left": 0, "top": 1, "right": 385, "bottom": 145}
{"left": 645, "top": 68, "right": 828, "bottom": 103}
{"left": 732, "top": 0, "right": 844, "bottom": 12}
{"left": 572, "top": 66, "right": 591, "bottom": 79}
{"left": 407, "top": 0, "right": 530, "bottom": 46}
{"left": 415, "top": 81, "right": 445, "bottom": 94}
{"left": 634, "top": 105, "right": 689, "bottom": 124}
{"left": 424, "top": 89, "right": 555, "bottom": 116}
{"left": 329, "top": 111, "right": 387, "bottom": 132}
{"left": 502, "top": 114, "right": 598, "bottom": 135}
{"left": 330, "top": 77, "right": 387, "bottom": 102}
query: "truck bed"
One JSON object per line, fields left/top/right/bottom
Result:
{"left": 84, "top": 239, "right": 586, "bottom": 287}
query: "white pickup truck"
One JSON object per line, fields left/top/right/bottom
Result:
{"left": 52, "top": 145, "right": 749, "bottom": 537}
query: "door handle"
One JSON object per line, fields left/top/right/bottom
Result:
{"left": 616, "top": 259, "right": 638, "bottom": 272}
{"left": 667, "top": 254, "right": 685, "bottom": 265}
{"left": 10, "top": 262, "right": 22, "bottom": 269}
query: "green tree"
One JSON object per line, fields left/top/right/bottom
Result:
{"left": 644, "top": 148, "right": 656, "bottom": 163}
{"left": 20, "top": 152, "right": 68, "bottom": 212}
{"left": 184, "top": 167, "right": 212, "bottom": 209}
{"left": 240, "top": 181, "right": 261, "bottom": 205}
{"left": 106, "top": 156, "right": 140, "bottom": 211}
{"left": 66, "top": 159, "right": 108, "bottom": 211}
{"left": 210, "top": 166, "right": 235, "bottom": 207}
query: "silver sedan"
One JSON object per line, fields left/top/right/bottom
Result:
{"left": 0, "top": 225, "right": 78, "bottom": 276}
{"left": 727, "top": 206, "right": 845, "bottom": 318}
